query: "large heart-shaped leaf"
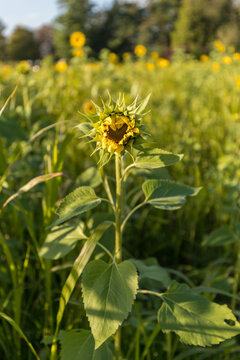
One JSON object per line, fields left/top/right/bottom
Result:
{"left": 60, "top": 330, "right": 112, "bottom": 360}
{"left": 82, "top": 260, "right": 138, "bottom": 349}
{"left": 53, "top": 186, "right": 101, "bottom": 226}
{"left": 158, "top": 281, "right": 240, "bottom": 346}
{"left": 39, "top": 223, "right": 87, "bottom": 259}
{"left": 135, "top": 148, "right": 183, "bottom": 169}
{"left": 143, "top": 179, "right": 201, "bottom": 210}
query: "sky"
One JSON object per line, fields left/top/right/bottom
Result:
{"left": 0, "top": 0, "right": 113, "bottom": 35}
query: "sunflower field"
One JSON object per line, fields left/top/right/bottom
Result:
{"left": 1, "top": 38, "right": 240, "bottom": 360}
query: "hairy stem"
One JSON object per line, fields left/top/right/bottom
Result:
{"left": 115, "top": 154, "right": 122, "bottom": 359}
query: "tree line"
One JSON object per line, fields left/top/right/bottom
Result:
{"left": 1, "top": 0, "right": 240, "bottom": 62}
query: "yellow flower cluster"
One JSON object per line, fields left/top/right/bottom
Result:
{"left": 222, "top": 56, "right": 232, "bottom": 65}
{"left": 70, "top": 31, "right": 86, "bottom": 58}
{"left": 134, "top": 44, "right": 147, "bottom": 57}
{"left": 214, "top": 40, "right": 226, "bottom": 53}
{"left": 233, "top": 53, "right": 240, "bottom": 60}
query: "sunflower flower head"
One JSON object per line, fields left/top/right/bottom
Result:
{"left": 77, "top": 94, "right": 150, "bottom": 162}
{"left": 70, "top": 31, "right": 86, "bottom": 48}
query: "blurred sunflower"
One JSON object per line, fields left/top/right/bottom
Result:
{"left": 109, "top": 52, "right": 119, "bottom": 64}
{"left": 73, "top": 49, "right": 84, "bottom": 57}
{"left": 83, "top": 100, "right": 96, "bottom": 114}
{"left": 55, "top": 60, "right": 68, "bottom": 72}
{"left": 212, "top": 62, "right": 220, "bottom": 71}
{"left": 157, "top": 58, "right": 170, "bottom": 67}
{"left": 146, "top": 62, "right": 155, "bottom": 71}
{"left": 214, "top": 40, "right": 226, "bottom": 53}
{"left": 222, "top": 56, "right": 232, "bottom": 64}
{"left": 70, "top": 32, "right": 86, "bottom": 48}
{"left": 134, "top": 45, "right": 147, "bottom": 57}
{"left": 233, "top": 53, "right": 240, "bottom": 61}
{"left": 200, "top": 54, "right": 210, "bottom": 62}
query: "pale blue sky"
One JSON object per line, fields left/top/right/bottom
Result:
{"left": 0, "top": 0, "right": 112, "bottom": 35}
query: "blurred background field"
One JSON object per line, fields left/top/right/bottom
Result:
{"left": 1, "top": 0, "right": 240, "bottom": 359}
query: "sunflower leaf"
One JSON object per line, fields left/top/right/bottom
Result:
{"left": 82, "top": 260, "right": 138, "bottom": 349}
{"left": 135, "top": 148, "right": 183, "bottom": 169}
{"left": 52, "top": 186, "right": 101, "bottom": 227}
{"left": 60, "top": 329, "right": 112, "bottom": 360}
{"left": 142, "top": 179, "right": 201, "bottom": 210}
{"left": 158, "top": 281, "right": 240, "bottom": 346}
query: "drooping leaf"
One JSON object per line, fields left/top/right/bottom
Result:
{"left": 60, "top": 330, "right": 112, "bottom": 360}
{"left": 202, "top": 226, "right": 236, "bottom": 247}
{"left": 158, "top": 281, "right": 240, "bottom": 346}
{"left": 77, "top": 167, "right": 102, "bottom": 188}
{"left": 53, "top": 186, "right": 101, "bottom": 226}
{"left": 55, "top": 222, "right": 112, "bottom": 333}
{"left": 39, "top": 223, "right": 87, "bottom": 260}
{"left": 2, "top": 172, "right": 64, "bottom": 208}
{"left": 82, "top": 260, "right": 138, "bottom": 349}
{"left": 130, "top": 259, "right": 171, "bottom": 288}
{"left": 142, "top": 180, "right": 201, "bottom": 210}
{"left": 135, "top": 148, "right": 183, "bottom": 169}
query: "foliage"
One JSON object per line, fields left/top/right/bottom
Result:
{"left": 7, "top": 26, "right": 39, "bottom": 60}
{"left": 1, "top": 51, "right": 240, "bottom": 359}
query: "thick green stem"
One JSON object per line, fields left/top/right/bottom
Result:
{"left": 115, "top": 155, "right": 122, "bottom": 264}
{"left": 115, "top": 155, "right": 122, "bottom": 359}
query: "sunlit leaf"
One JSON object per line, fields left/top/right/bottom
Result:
{"left": 143, "top": 179, "right": 201, "bottom": 210}
{"left": 39, "top": 223, "right": 87, "bottom": 259}
{"left": 158, "top": 281, "right": 240, "bottom": 346}
{"left": 82, "top": 260, "right": 138, "bottom": 349}
{"left": 60, "top": 329, "right": 112, "bottom": 360}
{"left": 135, "top": 148, "right": 183, "bottom": 169}
{"left": 53, "top": 186, "right": 101, "bottom": 226}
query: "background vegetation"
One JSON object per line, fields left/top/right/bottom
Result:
{"left": 1, "top": 0, "right": 240, "bottom": 359}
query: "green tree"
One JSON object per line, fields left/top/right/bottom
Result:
{"left": 0, "top": 20, "right": 6, "bottom": 61}
{"left": 7, "top": 26, "right": 39, "bottom": 60}
{"left": 88, "top": 2, "right": 143, "bottom": 56}
{"left": 172, "top": 0, "right": 238, "bottom": 55}
{"left": 54, "top": 0, "right": 93, "bottom": 59}
{"left": 138, "top": 0, "right": 182, "bottom": 53}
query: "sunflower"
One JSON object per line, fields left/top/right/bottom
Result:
{"left": 55, "top": 60, "right": 68, "bottom": 72}
{"left": 73, "top": 49, "right": 84, "bottom": 57}
{"left": 70, "top": 32, "right": 86, "bottom": 48}
{"left": 77, "top": 94, "right": 150, "bottom": 159}
{"left": 134, "top": 45, "right": 147, "bottom": 57}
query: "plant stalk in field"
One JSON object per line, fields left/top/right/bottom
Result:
{"left": 39, "top": 94, "right": 240, "bottom": 359}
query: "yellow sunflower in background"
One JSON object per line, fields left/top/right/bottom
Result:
{"left": 83, "top": 100, "right": 96, "bottom": 114}
{"left": 55, "top": 60, "right": 68, "bottom": 72}
{"left": 134, "top": 45, "right": 147, "bottom": 57}
{"left": 73, "top": 49, "right": 84, "bottom": 57}
{"left": 70, "top": 31, "right": 86, "bottom": 48}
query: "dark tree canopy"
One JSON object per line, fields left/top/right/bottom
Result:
{"left": 7, "top": 26, "right": 39, "bottom": 60}
{"left": 0, "top": 20, "right": 6, "bottom": 61}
